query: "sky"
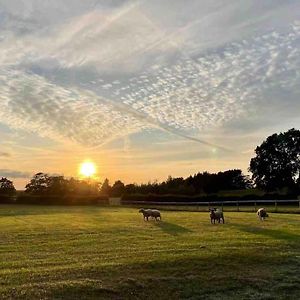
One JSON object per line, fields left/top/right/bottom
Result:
{"left": 0, "top": 0, "right": 299, "bottom": 189}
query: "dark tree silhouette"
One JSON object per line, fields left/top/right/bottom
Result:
{"left": 0, "top": 177, "right": 16, "bottom": 195}
{"left": 249, "top": 128, "right": 300, "bottom": 191}
{"left": 100, "top": 178, "right": 112, "bottom": 196}
{"left": 25, "top": 173, "right": 100, "bottom": 196}
{"left": 66, "top": 177, "right": 98, "bottom": 195}
{"left": 47, "top": 176, "right": 68, "bottom": 195}
{"left": 25, "top": 173, "right": 50, "bottom": 194}
{"left": 121, "top": 169, "right": 250, "bottom": 196}
{"left": 111, "top": 180, "right": 125, "bottom": 197}
{"left": 124, "top": 183, "right": 137, "bottom": 194}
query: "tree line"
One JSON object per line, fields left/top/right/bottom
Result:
{"left": 1, "top": 128, "right": 299, "bottom": 204}
{"left": 101, "top": 169, "right": 252, "bottom": 197}
{"left": 0, "top": 169, "right": 251, "bottom": 197}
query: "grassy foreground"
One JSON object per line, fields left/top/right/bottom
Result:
{"left": 0, "top": 205, "right": 299, "bottom": 299}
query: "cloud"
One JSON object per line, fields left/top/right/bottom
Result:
{"left": 0, "top": 169, "right": 30, "bottom": 178}
{"left": 0, "top": 69, "right": 149, "bottom": 147}
{"left": 0, "top": 0, "right": 299, "bottom": 152}
{"left": 0, "top": 151, "right": 10, "bottom": 157}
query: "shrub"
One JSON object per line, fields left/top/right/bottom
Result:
{"left": 16, "top": 193, "right": 109, "bottom": 205}
{"left": 0, "top": 194, "right": 16, "bottom": 204}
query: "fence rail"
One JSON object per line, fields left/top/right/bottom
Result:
{"left": 122, "top": 199, "right": 300, "bottom": 205}
{"left": 122, "top": 199, "right": 300, "bottom": 212}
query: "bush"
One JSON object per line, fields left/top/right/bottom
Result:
{"left": 121, "top": 192, "right": 298, "bottom": 204}
{"left": 0, "top": 194, "right": 16, "bottom": 204}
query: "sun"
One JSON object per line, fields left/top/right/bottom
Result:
{"left": 79, "top": 161, "right": 96, "bottom": 178}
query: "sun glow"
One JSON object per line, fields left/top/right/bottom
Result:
{"left": 79, "top": 161, "right": 96, "bottom": 178}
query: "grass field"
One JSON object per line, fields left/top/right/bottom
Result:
{"left": 0, "top": 205, "right": 299, "bottom": 299}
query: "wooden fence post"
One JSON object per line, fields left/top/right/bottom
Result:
{"left": 237, "top": 201, "right": 239, "bottom": 212}
{"left": 275, "top": 201, "right": 277, "bottom": 212}
{"left": 254, "top": 202, "right": 257, "bottom": 212}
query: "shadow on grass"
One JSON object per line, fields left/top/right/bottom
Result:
{"left": 0, "top": 205, "right": 103, "bottom": 217}
{"left": 0, "top": 209, "right": 71, "bottom": 217}
{"left": 3, "top": 253, "right": 300, "bottom": 300}
{"left": 230, "top": 223, "right": 300, "bottom": 243}
{"left": 154, "top": 221, "right": 192, "bottom": 236}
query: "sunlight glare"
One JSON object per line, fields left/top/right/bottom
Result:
{"left": 79, "top": 161, "right": 96, "bottom": 177}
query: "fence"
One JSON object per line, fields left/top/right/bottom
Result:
{"left": 121, "top": 199, "right": 300, "bottom": 213}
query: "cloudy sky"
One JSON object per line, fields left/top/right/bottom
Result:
{"left": 0, "top": 0, "right": 299, "bottom": 188}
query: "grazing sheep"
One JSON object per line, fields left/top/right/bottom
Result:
{"left": 139, "top": 208, "right": 161, "bottom": 221}
{"left": 257, "top": 208, "right": 269, "bottom": 221}
{"left": 150, "top": 209, "right": 162, "bottom": 221}
{"left": 209, "top": 208, "right": 225, "bottom": 224}
{"left": 139, "top": 208, "right": 151, "bottom": 221}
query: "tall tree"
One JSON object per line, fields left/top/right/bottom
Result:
{"left": 100, "top": 178, "right": 111, "bottom": 196}
{"left": 249, "top": 128, "right": 300, "bottom": 191}
{"left": 0, "top": 177, "right": 16, "bottom": 194}
{"left": 47, "top": 176, "right": 68, "bottom": 195}
{"left": 25, "top": 173, "right": 50, "bottom": 194}
{"left": 111, "top": 180, "right": 125, "bottom": 197}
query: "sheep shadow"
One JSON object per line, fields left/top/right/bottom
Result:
{"left": 230, "top": 223, "right": 300, "bottom": 243}
{"left": 154, "top": 221, "right": 192, "bottom": 236}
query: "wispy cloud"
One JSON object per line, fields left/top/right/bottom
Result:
{"left": 0, "top": 0, "right": 299, "bottom": 154}
{"left": 0, "top": 151, "right": 10, "bottom": 157}
{"left": 0, "top": 169, "right": 30, "bottom": 178}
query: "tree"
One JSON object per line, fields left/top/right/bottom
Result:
{"left": 25, "top": 174, "right": 100, "bottom": 196}
{"left": 216, "top": 170, "right": 252, "bottom": 191}
{"left": 249, "top": 128, "right": 300, "bottom": 191}
{"left": 124, "top": 183, "right": 137, "bottom": 194}
{"left": 111, "top": 180, "right": 125, "bottom": 197}
{"left": 25, "top": 173, "right": 50, "bottom": 194}
{"left": 100, "top": 178, "right": 111, "bottom": 196}
{"left": 0, "top": 177, "right": 16, "bottom": 195}
{"left": 47, "top": 176, "right": 68, "bottom": 195}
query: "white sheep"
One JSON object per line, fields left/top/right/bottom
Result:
{"left": 150, "top": 209, "right": 161, "bottom": 221}
{"left": 209, "top": 208, "right": 225, "bottom": 224}
{"left": 139, "top": 208, "right": 161, "bottom": 221}
{"left": 257, "top": 208, "right": 269, "bottom": 221}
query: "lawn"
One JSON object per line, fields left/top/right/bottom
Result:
{"left": 0, "top": 205, "right": 299, "bottom": 299}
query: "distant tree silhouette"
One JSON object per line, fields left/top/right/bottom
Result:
{"left": 121, "top": 169, "right": 251, "bottom": 196}
{"left": 23, "top": 168, "right": 252, "bottom": 200}
{"left": 111, "top": 180, "right": 125, "bottom": 197}
{"left": 100, "top": 178, "right": 112, "bottom": 196}
{"left": 25, "top": 173, "right": 100, "bottom": 196}
{"left": 249, "top": 128, "right": 300, "bottom": 191}
{"left": 124, "top": 183, "right": 137, "bottom": 194}
{"left": 0, "top": 177, "right": 16, "bottom": 195}
{"left": 68, "top": 177, "right": 100, "bottom": 195}
{"left": 25, "top": 173, "right": 50, "bottom": 194}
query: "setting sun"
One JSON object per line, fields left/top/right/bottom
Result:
{"left": 79, "top": 161, "right": 96, "bottom": 178}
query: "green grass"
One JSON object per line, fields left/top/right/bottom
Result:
{"left": 0, "top": 205, "right": 299, "bottom": 299}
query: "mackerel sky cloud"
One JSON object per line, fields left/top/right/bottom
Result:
{"left": 0, "top": 0, "right": 299, "bottom": 187}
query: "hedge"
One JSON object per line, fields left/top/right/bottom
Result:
{"left": 121, "top": 193, "right": 299, "bottom": 203}
{"left": 15, "top": 194, "right": 109, "bottom": 205}
{"left": 0, "top": 194, "right": 16, "bottom": 204}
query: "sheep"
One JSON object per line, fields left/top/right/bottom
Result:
{"left": 209, "top": 208, "right": 225, "bottom": 224}
{"left": 150, "top": 209, "right": 162, "bottom": 221}
{"left": 139, "top": 208, "right": 161, "bottom": 221}
{"left": 257, "top": 208, "right": 269, "bottom": 221}
{"left": 139, "top": 208, "right": 152, "bottom": 221}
